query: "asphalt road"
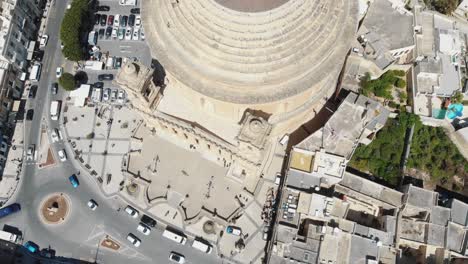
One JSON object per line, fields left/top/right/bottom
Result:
{"left": 0, "top": 1, "right": 227, "bottom": 263}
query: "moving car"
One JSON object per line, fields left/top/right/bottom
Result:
{"left": 50, "top": 82, "right": 58, "bottom": 95}
{"left": 24, "top": 241, "right": 39, "bottom": 253}
{"left": 0, "top": 203, "right": 21, "bottom": 219}
{"left": 87, "top": 199, "right": 98, "bottom": 211}
{"left": 128, "top": 14, "right": 135, "bottom": 26}
{"left": 113, "top": 14, "right": 120, "bottom": 27}
{"left": 132, "top": 28, "right": 139, "bottom": 40}
{"left": 125, "top": 205, "right": 139, "bottom": 218}
{"left": 98, "top": 74, "right": 113, "bottom": 81}
{"left": 130, "top": 8, "right": 140, "bottom": 14}
{"left": 125, "top": 28, "right": 132, "bottom": 40}
{"left": 107, "top": 15, "right": 114, "bottom": 26}
{"left": 100, "top": 14, "right": 107, "bottom": 26}
{"left": 126, "top": 233, "right": 141, "bottom": 247}
{"left": 169, "top": 252, "right": 185, "bottom": 264}
{"left": 97, "top": 5, "right": 110, "bottom": 11}
{"left": 26, "top": 145, "right": 35, "bottom": 161}
{"left": 94, "top": 81, "right": 104, "bottom": 88}
{"left": 56, "top": 67, "right": 63, "bottom": 78}
{"left": 68, "top": 174, "right": 79, "bottom": 188}
{"left": 141, "top": 214, "right": 157, "bottom": 227}
{"left": 51, "top": 128, "right": 61, "bottom": 143}
{"left": 26, "top": 109, "right": 34, "bottom": 121}
{"left": 103, "top": 88, "right": 110, "bottom": 102}
{"left": 28, "top": 85, "right": 37, "bottom": 99}
{"left": 137, "top": 223, "right": 150, "bottom": 235}
{"left": 57, "top": 149, "right": 67, "bottom": 162}
{"left": 39, "top": 35, "right": 48, "bottom": 48}
{"left": 135, "top": 15, "right": 141, "bottom": 27}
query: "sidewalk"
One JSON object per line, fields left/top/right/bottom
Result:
{"left": 0, "top": 122, "right": 24, "bottom": 204}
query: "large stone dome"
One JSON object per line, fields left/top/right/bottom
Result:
{"left": 142, "top": 0, "right": 358, "bottom": 105}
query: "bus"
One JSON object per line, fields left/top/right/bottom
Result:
{"left": 192, "top": 238, "right": 213, "bottom": 254}
{"left": 0, "top": 203, "right": 21, "bottom": 219}
{"left": 30, "top": 63, "right": 42, "bottom": 82}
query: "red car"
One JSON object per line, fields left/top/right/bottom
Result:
{"left": 107, "top": 15, "right": 114, "bottom": 26}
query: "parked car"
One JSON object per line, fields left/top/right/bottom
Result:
{"left": 94, "top": 14, "right": 100, "bottom": 25}
{"left": 100, "top": 14, "right": 107, "bottom": 26}
{"left": 26, "top": 145, "right": 35, "bottom": 161}
{"left": 118, "top": 28, "right": 125, "bottom": 40}
{"left": 141, "top": 214, "right": 157, "bottom": 227}
{"left": 137, "top": 223, "right": 150, "bottom": 235}
{"left": 97, "top": 5, "right": 110, "bottom": 11}
{"left": 50, "top": 82, "right": 58, "bottom": 95}
{"left": 120, "top": 15, "right": 128, "bottom": 27}
{"left": 128, "top": 14, "right": 135, "bottom": 26}
{"left": 112, "top": 27, "right": 118, "bottom": 38}
{"left": 103, "top": 88, "right": 110, "bottom": 101}
{"left": 135, "top": 15, "right": 141, "bottom": 27}
{"left": 130, "top": 8, "right": 140, "bottom": 14}
{"left": 98, "top": 28, "right": 105, "bottom": 39}
{"left": 114, "top": 57, "right": 122, "bottom": 68}
{"left": 87, "top": 199, "right": 98, "bottom": 211}
{"left": 28, "top": 85, "right": 37, "bottom": 99}
{"left": 125, "top": 206, "right": 139, "bottom": 218}
{"left": 140, "top": 28, "right": 145, "bottom": 40}
{"left": 117, "top": 90, "right": 126, "bottom": 104}
{"left": 126, "top": 233, "right": 141, "bottom": 247}
{"left": 107, "top": 15, "right": 114, "bottom": 26}
{"left": 24, "top": 241, "right": 39, "bottom": 253}
{"left": 105, "top": 27, "right": 112, "bottom": 39}
{"left": 56, "top": 67, "right": 63, "bottom": 78}
{"left": 169, "top": 252, "right": 185, "bottom": 264}
{"left": 98, "top": 74, "right": 114, "bottom": 81}
{"left": 94, "top": 81, "right": 104, "bottom": 88}
{"left": 226, "top": 226, "right": 242, "bottom": 236}
{"left": 0, "top": 203, "right": 21, "bottom": 219}
{"left": 39, "top": 35, "right": 48, "bottom": 48}
{"left": 110, "top": 89, "right": 118, "bottom": 101}
{"left": 26, "top": 109, "right": 34, "bottom": 121}
{"left": 125, "top": 28, "right": 132, "bottom": 40}
{"left": 68, "top": 174, "right": 79, "bottom": 188}
{"left": 51, "top": 128, "right": 61, "bottom": 143}
{"left": 113, "top": 14, "right": 120, "bottom": 27}
{"left": 57, "top": 149, "right": 67, "bottom": 162}
{"left": 132, "top": 28, "right": 139, "bottom": 40}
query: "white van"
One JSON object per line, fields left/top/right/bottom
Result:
{"left": 30, "top": 63, "right": 42, "bottom": 82}
{"left": 0, "top": 230, "right": 18, "bottom": 243}
{"left": 192, "top": 239, "right": 213, "bottom": 254}
{"left": 50, "top": 100, "right": 60, "bottom": 121}
{"left": 162, "top": 229, "right": 186, "bottom": 245}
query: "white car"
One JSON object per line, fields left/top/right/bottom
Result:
{"left": 132, "top": 28, "right": 139, "bottom": 41}
{"left": 169, "top": 252, "right": 185, "bottom": 264}
{"left": 51, "top": 129, "right": 60, "bottom": 143}
{"left": 56, "top": 67, "right": 63, "bottom": 78}
{"left": 57, "top": 149, "right": 67, "bottom": 162}
{"left": 113, "top": 14, "right": 120, "bottom": 27}
{"left": 135, "top": 15, "right": 141, "bottom": 27}
{"left": 26, "top": 145, "right": 35, "bottom": 161}
{"left": 125, "top": 28, "right": 132, "bottom": 40}
{"left": 87, "top": 199, "right": 98, "bottom": 211}
{"left": 117, "top": 90, "right": 126, "bottom": 104}
{"left": 125, "top": 206, "right": 139, "bottom": 218}
{"left": 39, "top": 35, "right": 48, "bottom": 48}
{"left": 103, "top": 88, "right": 110, "bottom": 102}
{"left": 112, "top": 27, "right": 118, "bottom": 39}
{"left": 137, "top": 223, "right": 150, "bottom": 235}
{"left": 127, "top": 233, "right": 141, "bottom": 247}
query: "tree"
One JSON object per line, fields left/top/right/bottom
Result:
{"left": 451, "top": 91, "right": 464, "bottom": 104}
{"left": 60, "top": 0, "right": 92, "bottom": 61}
{"left": 59, "top": 72, "right": 77, "bottom": 91}
{"left": 424, "top": 0, "right": 459, "bottom": 14}
{"left": 395, "top": 78, "right": 406, "bottom": 88}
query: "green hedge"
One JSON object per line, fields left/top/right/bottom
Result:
{"left": 60, "top": 0, "right": 90, "bottom": 61}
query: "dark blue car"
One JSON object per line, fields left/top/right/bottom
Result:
{"left": 0, "top": 203, "right": 21, "bottom": 219}
{"left": 69, "top": 174, "right": 79, "bottom": 188}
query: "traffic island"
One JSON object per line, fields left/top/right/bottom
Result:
{"left": 101, "top": 236, "right": 120, "bottom": 251}
{"left": 39, "top": 193, "right": 70, "bottom": 224}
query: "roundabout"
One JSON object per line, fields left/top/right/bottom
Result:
{"left": 39, "top": 192, "right": 71, "bottom": 225}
